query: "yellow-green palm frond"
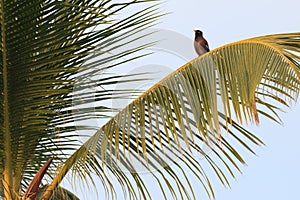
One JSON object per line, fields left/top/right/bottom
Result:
{"left": 47, "top": 33, "right": 300, "bottom": 199}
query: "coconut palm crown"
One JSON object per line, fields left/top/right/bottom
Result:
{"left": 1, "top": 1, "right": 300, "bottom": 200}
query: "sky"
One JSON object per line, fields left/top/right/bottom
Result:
{"left": 155, "top": 1, "right": 300, "bottom": 200}
{"left": 67, "top": 0, "right": 300, "bottom": 199}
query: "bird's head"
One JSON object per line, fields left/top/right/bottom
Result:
{"left": 194, "top": 29, "right": 203, "bottom": 37}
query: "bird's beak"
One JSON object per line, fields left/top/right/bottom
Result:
{"left": 193, "top": 30, "right": 197, "bottom": 32}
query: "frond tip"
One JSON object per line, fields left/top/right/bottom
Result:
{"left": 23, "top": 158, "right": 53, "bottom": 200}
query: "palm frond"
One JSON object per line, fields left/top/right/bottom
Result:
{"left": 47, "top": 33, "right": 300, "bottom": 199}
{"left": 0, "top": 0, "right": 161, "bottom": 198}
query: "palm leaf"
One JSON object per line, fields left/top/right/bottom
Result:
{"left": 46, "top": 33, "right": 300, "bottom": 199}
{"left": 0, "top": 0, "right": 161, "bottom": 199}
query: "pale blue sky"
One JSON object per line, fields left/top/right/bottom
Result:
{"left": 155, "top": 1, "right": 300, "bottom": 200}
{"left": 67, "top": 1, "right": 300, "bottom": 199}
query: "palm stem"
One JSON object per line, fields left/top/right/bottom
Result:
{"left": 0, "top": 1, "right": 13, "bottom": 199}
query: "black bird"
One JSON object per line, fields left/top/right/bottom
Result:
{"left": 194, "top": 30, "right": 209, "bottom": 56}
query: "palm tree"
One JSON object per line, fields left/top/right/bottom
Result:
{"left": 0, "top": 0, "right": 161, "bottom": 199}
{"left": 1, "top": 1, "right": 300, "bottom": 200}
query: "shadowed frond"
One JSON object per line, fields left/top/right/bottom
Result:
{"left": 46, "top": 33, "right": 300, "bottom": 200}
{"left": 0, "top": 0, "right": 161, "bottom": 199}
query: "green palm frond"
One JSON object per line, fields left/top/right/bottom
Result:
{"left": 47, "top": 33, "right": 300, "bottom": 200}
{"left": 0, "top": 0, "right": 161, "bottom": 199}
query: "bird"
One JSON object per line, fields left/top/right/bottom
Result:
{"left": 194, "top": 30, "right": 209, "bottom": 56}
